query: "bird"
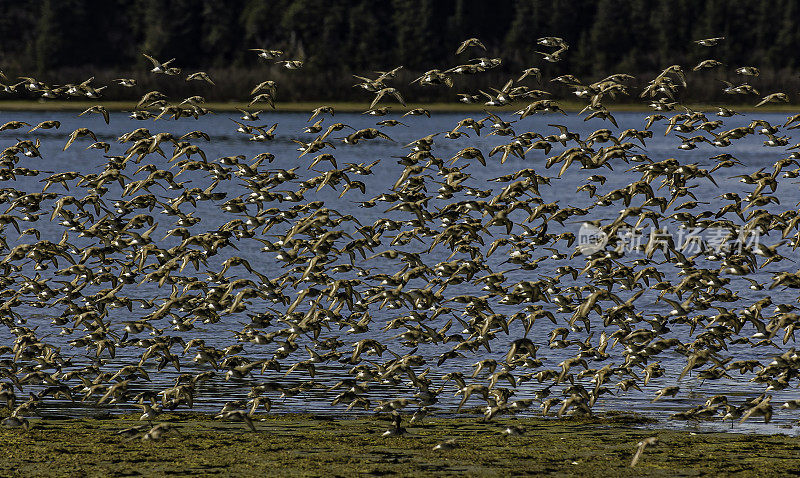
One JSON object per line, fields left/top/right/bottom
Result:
{"left": 114, "top": 78, "right": 137, "bottom": 87}
{"left": 456, "top": 38, "right": 486, "bottom": 54}
{"left": 63, "top": 128, "right": 98, "bottom": 150}
{"left": 518, "top": 68, "right": 542, "bottom": 83}
{"left": 652, "top": 387, "right": 679, "bottom": 402}
{"left": 28, "top": 120, "right": 60, "bottom": 132}
{"left": 78, "top": 105, "right": 110, "bottom": 124}
{"left": 693, "top": 59, "right": 723, "bottom": 71}
{"left": 308, "top": 106, "right": 335, "bottom": 122}
{"left": 2, "top": 29, "right": 800, "bottom": 445}
{"left": 381, "top": 413, "right": 407, "bottom": 436}
{"left": 370, "top": 88, "right": 405, "bottom": 109}
{"left": 249, "top": 48, "right": 284, "bottom": 60}
{"left": 694, "top": 36, "right": 725, "bottom": 46}
{"left": 536, "top": 48, "right": 567, "bottom": 63}
{"left": 755, "top": 93, "right": 789, "bottom": 107}
{"left": 143, "top": 53, "right": 177, "bottom": 74}
{"left": 736, "top": 66, "right": 760, "bottom": 76}
{"left": 142, "top": 423, "right": 179, "bottom": 441}
{"left": 186, "top": 71, "right": 215, "bottom": 85}
{"left": 630, "top": 437, "right": 658, "bottom": 467}
{"left": 432, "top": 438, "right": 458, "bottom": 450}
{"left": 0, "top": 121, "right": 30, "bottom": 131}
{"left": 216, "top": 410, "right": 257, "bottom": 432}
{"left": 281, "top": 60, "right": 303, "bottom": 69}
{"left": 236, "top": 108, "right": 262, "bottom": 121}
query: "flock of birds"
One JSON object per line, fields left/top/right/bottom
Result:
{"left": 0, "top": 35, "right": 800, "bottom": 451}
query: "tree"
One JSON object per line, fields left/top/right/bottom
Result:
{"left": 346, "top": 1, "right": 395, "bottom": 71}
{"left": 392, "top": 0, "right": 437, "bottom": 70}
{"left": 140, "top": 0, "right": 204, "bottom": 67}
{"left": 202, "top": 0, "right": 246, "bottom": 67}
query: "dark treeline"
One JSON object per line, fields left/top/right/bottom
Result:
{"left": 2, "top": 0, "right": 800, "bottom": 103}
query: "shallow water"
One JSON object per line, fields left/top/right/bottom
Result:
{"left": 0, "top": 109, "right": 798, "bottom": 435}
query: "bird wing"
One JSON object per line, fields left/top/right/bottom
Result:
{"left": 63, "top": 131, "right": 79, "bottom": 151}
{"left": 142, "top": 53, "right": 159, "bottom": 67}
{"left": 391, "top": 89, "right": 406, "bottom": 106}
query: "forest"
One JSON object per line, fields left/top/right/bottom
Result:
{"left": 1, "top": 0, "right": 800, "bottom": 103}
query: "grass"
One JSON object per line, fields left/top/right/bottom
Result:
{"left": 2, "top": 412, "right": 799, "bottom": 476}
{"left": 1, "top": 99, "right": 800, "bottom": 114}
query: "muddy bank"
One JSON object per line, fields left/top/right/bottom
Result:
{"left": 2, "top": 413, "right": 798, "bottom": 476}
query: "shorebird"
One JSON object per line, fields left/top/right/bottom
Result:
{"left": 755, "top": 92, "right": 789, "bottom": 107}
{"left": 3, "top": 32, "right": 800, "bottom": 443}
{"left": 186, "top": 71, "right": 215, "bottom": 85}
{"left": 216, "top": 410, "right": 257, "bottom": 432}
{"left": 143, "top": 53, "right": 177, "bottom": 74}
{"left": 0, "top": 120, "right": 30, "bottom": 131}
{"left": 381, "top": 413, "right": 407, "bottom": 436}
{"left": 114, "top": 78, "right": 137, "bottom": 87}
{"left": 78, "top": 105, "right": 110, "bottom": 124}
{"left": 370, "top": 88, "right": 405, "bottom": 108}
{"left": 249, "top": 48, "right": 283, "bottom": 60}
{"left": 455, "top": 38, "right": 486, "bottom": 54}
{"left": 630, "top": 437, "right": 658, "bottom": 467}
{"left": 694, "top": 36, "right": 725, "bottom": 46}
{"left": 142, "top": 423, "right": 179, "bottom": 440}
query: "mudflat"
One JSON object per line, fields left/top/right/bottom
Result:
{"left": 2, "top": 413, "right": 798, "bottom": 476}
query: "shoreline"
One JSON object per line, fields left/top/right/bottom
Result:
{"left": 2, "top": 412, "right": 796, "bottom": 476}
{"left": 0, "top": 100, "right": 799, "bottom": 114}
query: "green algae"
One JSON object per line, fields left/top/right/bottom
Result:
{"left": 1, "top": 413, "right": 799, "bottom": 477}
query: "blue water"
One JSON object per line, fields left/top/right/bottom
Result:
{"left": 0, "top": 108, "right": 798, "bottom": 434}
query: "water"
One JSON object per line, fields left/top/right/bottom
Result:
{"left": 0, "top": 109, "right": 798, "bottom": 434}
